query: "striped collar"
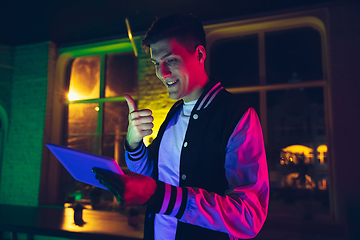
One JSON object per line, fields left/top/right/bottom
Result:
{"left": 194, "top": 82, "right": 224, "bottom": 111}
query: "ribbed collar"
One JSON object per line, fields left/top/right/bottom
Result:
{"left": 193, "top": 81, "right": 224, "bottom": 111}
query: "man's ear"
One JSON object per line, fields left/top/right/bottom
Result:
{"left": 196, "top": 45, "right": 206, "bottom": 63}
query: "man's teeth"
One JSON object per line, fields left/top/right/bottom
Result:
{"left": 167, "top": 80, "right": 178, "bottom": 85}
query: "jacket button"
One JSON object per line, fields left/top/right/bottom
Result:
{"left": 184, "top": 142, "right": 188, "bottom": 147}
{"left": 181, "top": 174, "right": 187, "bottom": 180}
{"left": 193, "top": 114, "right": 198, "bottom": 120}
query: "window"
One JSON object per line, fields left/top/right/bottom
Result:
{"left": 61, "top": 41, "right": 138, "bottom": 209}
{"left": 208, "top": 16, "right": 330, "bottom": 218}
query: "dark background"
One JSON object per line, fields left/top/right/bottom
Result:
{"left": 0, "top": 0, "right": 338, "bottom": 46}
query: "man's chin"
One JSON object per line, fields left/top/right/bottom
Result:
{"left": 168, "top": 92, "right": 181, "bottom": 100}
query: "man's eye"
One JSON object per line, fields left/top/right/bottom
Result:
{"left": 166, "top": 59, "right": 177, "bottom": 64}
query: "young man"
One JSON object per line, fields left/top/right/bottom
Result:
{"left": 93, "top": 14, "right": 269, "bottom": 240}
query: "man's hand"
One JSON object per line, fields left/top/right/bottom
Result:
{"left": 125, "top": 94, "right": 154, "bottom": 149}
{"left": 92, "top": 167, "right": 157, "bottom": 206}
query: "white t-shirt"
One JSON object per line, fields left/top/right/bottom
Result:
{"left": 155, "top": 99, "right": 197, "bottom": 240}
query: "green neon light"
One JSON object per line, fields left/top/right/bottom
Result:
{"left": 66, "top": 96, "right": 138, "bottom": 105}
{"left": 59, "top": 37, "right": 142, "bottom": 58}
{"left": 62, "top": 43, "right": 133, "bottom": 57}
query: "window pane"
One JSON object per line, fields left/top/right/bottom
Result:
{"left": 232, "top": 92, "right": 260, "bottom": 118}
{"left": 66, "top": 103, "right": 109, "bottom": 205}
{"left": 265, "top": 27, "right": 323, "bottom": 84}
{"left": 102, "top": 101, "right": 129, "bottom": 168}
{"left": 210, "top": 34, "right": 259, "bottom": 87}
{"left": 266, "top": 87, "right": 329, "bottom": 216}
{"left": 68, "top": 56, "right": 100, "bottom": 101}
{"left": 105, "top": 52, "right": 138, "bottom": 97}
{"left": 67, "top": 103, "right": 100, "bottom": 153}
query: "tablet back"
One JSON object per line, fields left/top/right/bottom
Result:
{"left": 46, "top": 143, "right": 123, "bottom": 190}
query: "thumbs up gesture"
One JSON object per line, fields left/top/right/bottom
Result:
{"left": 125, "top": 94, "right": 154, "bottom": 149}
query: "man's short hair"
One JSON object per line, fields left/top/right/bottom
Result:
{"left": 142, "top": 14, "right": 206, "bottom": 54}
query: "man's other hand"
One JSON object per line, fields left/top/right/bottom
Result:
{"left": 125, "top": 94, "right": 154, "bottom": 149}
{"left": 92, "top": 167, "right": 156, "bottom": 206}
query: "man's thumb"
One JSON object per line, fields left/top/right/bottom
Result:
{"left": 125, "top": 94, "right": 137, "bottom": 113}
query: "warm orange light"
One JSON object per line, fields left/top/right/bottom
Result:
{"left": 280, "top": 144, "right": 328, "bottom": 190}
{"left": 317, "top": 145, "right": 328, "bottom": 164}
{"left": 68, "top": 56, "right": 101, "bottom": 101}
{"left": 281, "top": 145, "right": 313, "bottom": 164}
{"left": 281, "top": 173, "right": 316, "bottom": 189}
{"left": 281, "top": 144, "right": 328, "bottom": 165}
{"left": 318, "top": 179, "right": 327, "bottom": 190}
{"left": 68, "top": 91, "right": 81, "bottom": 101}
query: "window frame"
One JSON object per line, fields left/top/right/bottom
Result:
{"left": 64, "top": 40, "right": 139, "bottom": 155}
{"left": 204, "top": 10, "right": 333, "bottom": 220}
{"left": 40, "top": 38, "right": 140, "bottom": 206}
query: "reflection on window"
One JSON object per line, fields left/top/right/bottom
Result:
{"left": 280, "top": 144, "right": 328, "bottom": 190}
{"left": 68, "top": 56, "right": 100, "bottom": 101}
{"left": 267, "top": 87, "right": 329, "bottom": 215}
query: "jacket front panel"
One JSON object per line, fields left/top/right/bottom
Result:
{"left": 145, "top": 82, "right": 250, "bottom": 240}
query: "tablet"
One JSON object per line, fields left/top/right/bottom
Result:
{"left": 46, "top": 143, "right": 124, "bottom": 190}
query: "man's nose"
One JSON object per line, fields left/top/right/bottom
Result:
{"left": 160, "top": 63, "right": 171, "bottom": 79}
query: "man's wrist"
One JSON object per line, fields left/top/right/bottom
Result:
{"left": 147, "top": 181, "right": 188, "bottom": 219}
{"left": 125, "top": 139, "right": 143, "bottom": 152}
{"left": 125, "top": 140, "right": 146, "bottom": 161}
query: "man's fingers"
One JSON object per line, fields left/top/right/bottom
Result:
{"left": 141, "top": 129, "right": 153, "bottom": 137}
{"left": 125, "top": 94, "right": 137, "bottom": 113}
{"left": 93, "top": 167, "right": 118, "bottom": 177}
{"left": 93, "top": 167, "right": 125, "bottom": 203}
{"left": 129, "top": 110, "right": 153, "bottom": 121}
{"left": 131, "top": 115, "right": 154, "bottom": 125}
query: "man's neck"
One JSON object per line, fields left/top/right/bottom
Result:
{"left": 183, "top": 74, "right": 209, "bottom": 103}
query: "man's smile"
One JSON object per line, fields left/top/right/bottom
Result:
{"left": 166, "top": 79, "right": 179, "bottom": 87}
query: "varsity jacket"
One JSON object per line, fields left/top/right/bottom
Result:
{"left": 125, "top": 82, "right": 269, "bottom": 240}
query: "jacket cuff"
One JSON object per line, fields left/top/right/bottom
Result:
{"left": 125, "top": 140, "right": 146, "bottom": 161}
{"left": 148, "top": 181, "right": 188, "bottom": 219}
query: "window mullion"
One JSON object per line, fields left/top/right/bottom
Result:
{"left": 97, "top": 54, "right": 106, "bottom": 154}
{"left": 258, "top": 31, "right": 268, "bottom": 145}
{"left": 99, "top": 54, "right": 106, "bottom": 98}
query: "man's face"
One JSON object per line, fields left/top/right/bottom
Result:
{"left": 150, "top": 38, "right": 203, "bottom": 102}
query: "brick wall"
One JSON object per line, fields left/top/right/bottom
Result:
{"left": 0, "top": 42, "right": 54, "bottom": 206}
